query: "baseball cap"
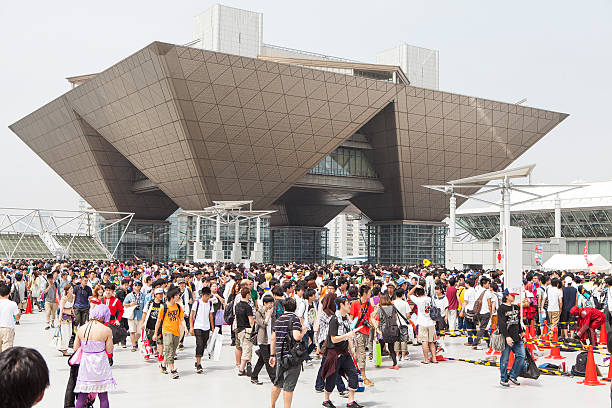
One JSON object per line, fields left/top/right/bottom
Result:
{"left": 154, "top": 288, "right": 164, "bottom": 295}
{"left": 502, "top": 288, "right": 519, "bottom": 296}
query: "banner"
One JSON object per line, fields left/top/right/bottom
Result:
{"left": 584, "top": 240, "right": 593, "bottom": 267}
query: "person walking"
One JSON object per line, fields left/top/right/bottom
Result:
{"left": 73, "top": 277, "right": 92, "bottom": 328}
{"left": 498, "top": 289, "right": 525, "bottom": 387}
{"left": 0, "top": 284, "right": 20, "bottom": 352}
{"left": 154, "top": 286, "right": 184, "bottom": 379}
{"left": 348, "top": 285, "right": 374, "bottom": 386}
{"left": 123, "top": 281, "right": 146, "bottom": 352}
{"left": 72, "top": 304, "right": 116, "bottom": 407}
{"left": 58, "top": 284, "right": 75, "bottom": 356}
{"left": 251, "top": 295, "right": 276, "bottom": 385}
{"left": 270, "top": 297, "right": 307, "bottom": 408}
{"left": 235, "top": 286, "right": 255, "bottom": 377}
{"left": 43, "top": 273, "right": 59, "bottom": 330}
{"left": 190, "top": 286, "right": 215, "bottom": 374}
{"left": 408, "top": 284, "right": 437, "bottom": 364}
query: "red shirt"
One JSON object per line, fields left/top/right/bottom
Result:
{"left": 446, "top": 286, "right": 458, "bottom": 310}
{"left": 104, "top": 296, "right": 124, "bottom": 325}
{"left": 350, "top": 299, "right": 373, "bottom": 335}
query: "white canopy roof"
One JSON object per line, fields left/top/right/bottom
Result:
{"left": 542, "top": 254, "right": 612, "bottom": 273}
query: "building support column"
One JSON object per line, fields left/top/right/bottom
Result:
{"left": 231, "top": 218, "right": 242, "bottom": 263}
{"left": 212, "top": 214, "right": 224, "bottom": 262}
{"left": 193, "top": 215, "right": 203, "bottom": 261}
{"left": 251, "top": 217, "right": 264, "bottom": 263}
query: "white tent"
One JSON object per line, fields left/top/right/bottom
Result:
{"left": 543, "top": 254, "right": 612, "bottom": 273}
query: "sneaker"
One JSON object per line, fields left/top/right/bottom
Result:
{"left": 500, "top": 380, "right": 509, "bottom": 387}
{"left": 15, "top": 321, "right": 19, "bottom": 325}
{"left": 131, "top": 347, "right": 138, "bottom": 352}
{"left": 238, "top": 370, "right": 247, "bottom": 376}
{"left": 44, "top": 326, "right": 50, "bottom": 330}
{"left": 178, "top": 343, "right": 184, "bottom": 350}
{"left": 171, "top": 370, "right": 179, "bottom": 379}
{"left": 339, "top": 391, "right": 349, "bottom": 398}
{"left": 315, "top": 388, "right": 324, "bottom": 393}
{"left": 305, "top": 360, "right": 313, "bottom": 367}
{"left": 122, "top": 343, "right": 127, "bottom": 349}
{"left": 50, "top": 322, "right": 55, "bottom": 328}
{"left": 160, "top": 364, "right": 168, "bottom": 374}
{"left": 196, "top": 364, "right": 203, "bottom": 374}
{"left": 389, "top": 365, "right": 399, "bottom": 370}
{"left": 463, "top": 342, "right": 472, "bottom": 346}
{"left": 322, "top": 401, "right": 336, "bottom": 408}
{"left": 509, "top": 378, "right": 520, "bottom": 385}
{"left": 347, "top": 402, "right": 364, "bottom": 408}
{"left": 251, "top": 378, "right": 263, "bottom": 385}
{"left": 246, "top": 362, "right": 252, "bottom": 377}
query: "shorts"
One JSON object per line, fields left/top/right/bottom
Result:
{"left": 145, "top": 328, "right": 161, "bottom": 347}
{"left": 128, "top": 318, "right": 143, "bottom": 334}
{"left": 273, "top": 363, "right": 301, "bottom": 392}
{"left": 162, "top": 333, "right": 180, "bottom": 364}
{"left": 548, "top": 311, "right": 561, "bottom": 327}
{"left": 560, "top": 310, "right": 575, "bottom": 329}
{"left": 236, "top": 329, "right": 253, "bottom": 361}
{"left": 394, "top": 340, "right": 408, "bottom": 353}
{"left": 418, "top": 325, "right": 435, "bottom": 343}
{"left": 194, "top": 329, "right": 210, "bottom": 357}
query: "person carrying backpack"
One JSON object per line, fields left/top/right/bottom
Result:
{"left": 408, "top": 284, "right": 437, "bottom": 364}
{"left": 153, "top": 286, "right": 184, "bottom": 379}
{"left": 373, "top": 293, "right": 400, "bottom": 369}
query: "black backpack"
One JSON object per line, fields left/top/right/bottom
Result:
{"left": 430, "top": 297, "right": 445, "bottom": 321}
{"left": 224, "top": 300, "right": 235, "bottom": 326}
{"left": 571, "top": 351, "right": 588, "bottom": 377}
{"left": 379, "top": 306, "right": 399, "bottom": 342}
{"left": 280, "top": 315, "right": 307, "bottom": 369}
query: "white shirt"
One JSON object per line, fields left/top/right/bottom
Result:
{"left": 0, "top": 298, "right": 19, "bottom": 329}
{"left": 475, "top": 287, "right": 492, "bottom": 314}
{"left": 393, "top": 299, "right": 410, "bottom": 326}
{"left": 294, "top": 295, "right": 308, "bottom": 323}
{"left": 464, "top": 287, "right": 476, "bottom": 310}
{"left": 433, "top": 295, "right": 449, "bottom": 313}
{"left": 410, "top": 295, "right": 435, "bottom": 327}
{"left": 546, "top": 287, "right": 563, "bottom": 312}
{"left": 192, "top": 299, "right": 213, "bottom": 331}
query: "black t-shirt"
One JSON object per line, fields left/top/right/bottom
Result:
{"left": 327, "top": 314, "right": 350, "bottom": 351}
{"left": 562, "top": 286, "right": 577, "bottom": 311}
{"left": 235, "top": 300, "right": 253, "bottom": 332}
{"left": 497, "top": 303, "right": 522, "bottom": 343}
{"left": 146, "top": 301, "right": 162, "bottom": 330}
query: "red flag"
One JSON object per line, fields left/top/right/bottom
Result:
{"left": 584, "top": 241, "right": 593, "bottom": 267}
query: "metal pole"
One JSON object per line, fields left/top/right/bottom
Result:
{"left": 256, "top": 217, "right": 261, "bottom": 243}
{"left": 196, "top": 215, "right": 201, "bottom": 243}
{"left": 215, "top": 214, "right": 221, "bottom": 242}
{"left": 554, "top": 195, "right": 561, "bottom": 238}
{"left": 234, "top": 218, "right": 240, "bottom": 244}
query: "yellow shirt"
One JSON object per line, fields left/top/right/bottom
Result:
{"left": 457, "top": 287, "right": 465, "bottom": 311}
{"left": 160, "top": 303, "right": 183, "bottom": 337}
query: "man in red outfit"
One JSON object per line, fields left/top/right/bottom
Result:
{"left": 570, "top": 305, "right": 605, "bottom": 346}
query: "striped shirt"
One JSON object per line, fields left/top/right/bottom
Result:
{"left": 273, "top": 312, "right": 302, "bottom": 359}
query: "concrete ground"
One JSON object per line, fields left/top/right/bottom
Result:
{"left": 11, "top": 312, "right": 611, "bottom": 408}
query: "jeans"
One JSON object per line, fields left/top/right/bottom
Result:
{"left": 500, "top": 340, "right": 525, "bottom": 382}
{"left": 74, "top": 308, "right": 89, "bottom": 327}
{"left": 464, "top": 318, "right": 475, "bottom": 345}
{"left": 473, "top": 313, "right": 491, "bottom": 347}
{"left": 303, "top": 330, "right": 315, "bottom": 361}
{"left": 315, "top": 355, "right": 346, "bottom": 392}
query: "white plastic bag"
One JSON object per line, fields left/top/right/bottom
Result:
{"left": 49, "top": 327, "right": 61, "bottom": 348}
{"left": 211, "top": 331, "right": 222, "bottom": 361}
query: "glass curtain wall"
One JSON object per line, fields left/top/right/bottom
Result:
{"left": 367, "top": 223, "right": 446, "bottom": 265}
{"left": 309, "top": 147, "right": 377, "bottom": 178}
{"left": 99, "top": 221, "right": 170, "bottom": 262}
{"left": 270, "top": 227, "right": 328, "bottom": 264}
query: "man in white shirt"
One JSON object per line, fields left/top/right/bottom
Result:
{"left": 472, "top": 277, "right": 493, "bottom": 350}
{"left": 462, "top": 277, "right": 477, "bottom": 346}
{"left": 546, "top": 278, "right": 563, "bottom": 331}
{"left": 408, "top": 284, "right": 437, "bottom": 364}
{"left": 0, "top": 284, "right": 20, "bottom": 352}
{"left": 190, "top": 287, "right": 215, "bottom": 374}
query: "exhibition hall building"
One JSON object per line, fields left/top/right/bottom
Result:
{"left": 9, "top": 5, "right": 568, "bottom": 264}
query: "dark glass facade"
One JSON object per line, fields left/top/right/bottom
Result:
{"left": 309, "top": 147, "right": 377, "bottom": 179}
{"left": 270, "top": 227, "right": 328, "bottom": 264}
{"left": 457, "top": 209, "right": 612, "bottom": 240}
{"left": 367, "top": 223, "right": 446, "bottom": 265}
{"left": 567, "top": 240, "right": 612, "bottom": 261}
{"left": 99, "top": 220, "right": 170, "bottom": 262}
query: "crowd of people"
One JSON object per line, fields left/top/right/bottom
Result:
{"left": 0, "top": 258, "right": 611, "bottom": 408}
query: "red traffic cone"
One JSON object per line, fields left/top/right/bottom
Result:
{"left": 599, "top": 321, "right": 607, "bottom": 345}
{"left": 546, "top": 328, "right": 565, "bottom": 360}
{"left": 577, "top": 346, "right": 605, "bottom": 386}
{"left": 24, "top": 296, "right": 33, "bottom": 315}
{"left": 529, "top": 321, "right": 536, "bottom": 339}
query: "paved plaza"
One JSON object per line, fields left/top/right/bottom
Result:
{"left": 13, "top": 313, "right": 609, "bottom": 408}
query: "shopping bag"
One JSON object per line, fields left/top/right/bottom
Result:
{"left": 214, "top": 309, "right": 227, "bottom": 326}
{"left": 211, "top": 331, "right": 223, "bottom": 361}
{"left": 351, "top": 355, "right": 365, "bottom": 392}
{"left": 206, "top": 327, "right": 220, "bottom": 358}
{"left": 109, "top": 323, "right": 128, "bottom": 345}
{"left": 520, "top": 349, "right": 540, "bottom": 380}
{"left": 139, "top": 328, "right": 152, "bottom": 360}
{"left": 69, "top": 347, "right": 83, "bottom": 366}
{"left": 49, "top": 327, "right": 62, "bottom": 349}
{"left": 375, "top": 341, "right": 382, "bottom": 367}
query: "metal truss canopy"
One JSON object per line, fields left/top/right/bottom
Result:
{"left": 0, "top": 207, "right": 134, "bottom": 260}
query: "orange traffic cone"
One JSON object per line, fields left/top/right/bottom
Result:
{"left": 602, "top": 359, "right": 612, "bottom": 382}
{"left": 577, "top": 346, "right": 605, "bottom": 386}
{"left": 540, "top": 323, "right": 550, "bottom": 348}
{"left": 529, "top": 321, "right": 536, "bottom": 339}
{"left": 599, "top": 321, "right": 607, "bottom": 345}
{"left": 546, "top": 328, "right": 565, "bottom": 360}
{"left": 24, "top": 296, "right": 33, "bottom": 315}
{"left": 508, "top": 350, "right": 515, "bottom": 370}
